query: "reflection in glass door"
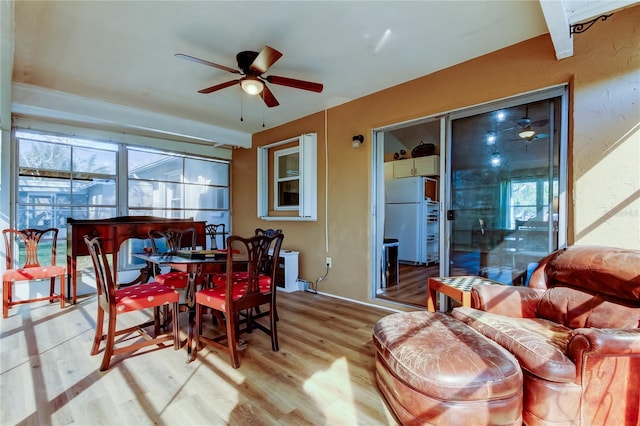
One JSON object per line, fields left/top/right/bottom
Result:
{"left": 448, "top": 95, "right": 565, "bottom": 285}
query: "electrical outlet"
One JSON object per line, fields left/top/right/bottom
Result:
{"left": 325, "top": 257, "right": 332, "bottom": 268}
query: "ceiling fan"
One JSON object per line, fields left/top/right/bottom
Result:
{"left": 175, "top": 46, "right": 323, "bottom": 108}
{"left": 501, "top": 106, "right": 549, "bottom": 139}
{"left": 512, "top": 132, "right": 549, "bottom": 142}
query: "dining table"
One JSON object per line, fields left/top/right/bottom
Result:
{"left": 133, "top": 250, "right": 236, "bottom": 362}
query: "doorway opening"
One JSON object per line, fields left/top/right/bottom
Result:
{"left": 373, "top": 86, "right": 568, "bottom": 309}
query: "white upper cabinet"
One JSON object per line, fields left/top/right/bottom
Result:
{"left": 390, "top": 155, "right": 440, "bottom": 178}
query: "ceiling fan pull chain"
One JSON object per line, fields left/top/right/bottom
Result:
{"left": 240, "top": 91, "right": 244, "bottom": 122}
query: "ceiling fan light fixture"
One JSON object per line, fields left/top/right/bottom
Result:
{"left": 240, "top": 77, "right": 264, "bottom": 95}
{"left": 486, "top": 132, "right": 496, "bottom": 145}
{"left": 490, "top": 152, "right": 502, "bottom": 167}
{"left": 519, "top": 128, "right": 536, "bottom": 139}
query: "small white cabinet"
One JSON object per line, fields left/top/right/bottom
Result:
{"left": 274, "top": 250, "right": 299, "bottom": 293}
{"left": 388, "top": 155, "right": 440, "bottom": 178}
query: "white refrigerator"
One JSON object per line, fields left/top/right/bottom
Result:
{"left": 384, "top": 177, "right": 429, "bottom": 264}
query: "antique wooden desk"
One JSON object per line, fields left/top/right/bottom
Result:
{"left": 66, "top": 216, "right": 206, "bottom": 303}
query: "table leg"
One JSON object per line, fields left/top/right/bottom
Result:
{"left": 427, "top": 280, "right": 437, "bottom": 312}
{"left": 185, "top": 267, "right": 200, "bottom": 363}
{"left": 187, "top": 310, "right": 197, "bottom": 363}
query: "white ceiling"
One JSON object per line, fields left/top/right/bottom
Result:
{"left": 9, "top": 1, "right": 638, "bottom": 147}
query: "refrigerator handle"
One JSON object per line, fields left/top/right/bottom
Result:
{"left": 447, "top": 210, "right": 455, "bottom": 221}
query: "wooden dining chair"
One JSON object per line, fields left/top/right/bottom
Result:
{"left": 205, "top": 223, "right": 226, "bottom": 250}
{"left": 254, "top": 228, "right": 282, "bottom": 237}
{"left": 84, "top": 236, "right": 180, "bottom": 371}
{"left": 148, "top": 227, "right": 197, "bottom": 290}
{"left": 194, "top": 232, "right": 284, "bottom": 368}
{"left": 2, "top": 228, "right": 66, "bottom": 318}
{"left": 253, "top": 228, "right": 283, "bottom": 318}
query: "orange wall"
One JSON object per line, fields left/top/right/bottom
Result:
{"left": 233, "top": 6, "right": 640, "bottom": 307}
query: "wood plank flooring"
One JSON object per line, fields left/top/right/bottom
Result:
{"left": 377, "top": 264, "right": 440, "bottom": 307}
{"left": 0, "top": 291, "right": 401, "bottom": 425}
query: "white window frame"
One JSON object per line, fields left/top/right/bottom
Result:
{"left": 257, "top": 133, "right": 317, "bottom": 221}
{"left": 273, "top": 146, "right": 300, "bottom": 211}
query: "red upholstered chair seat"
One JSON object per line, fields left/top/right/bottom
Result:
{"left": 3, "top": 265, "right": 66, "bottom": 282}
{"left": 155, "top": 271, "right": 189, "bottom": 289}
{"left": 209, "top": 271, "right": 270, "bottom": 289}
{"left": 197, "top": 272, "right": 271, "bottom": 311}
{"left": 114, "top": 282, "right": 179, "bottom": 313}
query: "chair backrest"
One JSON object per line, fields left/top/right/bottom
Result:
{"left": 84, "top": 235, "right": 116, "bottom": 310}
{"left": 205, "top": 223, "right": 226, "bottom": 249}
{"left": 3, "top": 227, "right": 59, "bottom": 270}
{"left": 254, "top": 228, "right": 282, "bottom": 238}
{"left": 226, "top": 233, "right": 284, "bottom": 308}
{"left": 253, "top": 228, "right": 284, "bottom": 274}
{"left": 148, "top": 227, "right": 196, "bottom": 255}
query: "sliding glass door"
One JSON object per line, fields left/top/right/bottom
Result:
{"left": 447, "top": 89, "right": 567, "bottom": 284}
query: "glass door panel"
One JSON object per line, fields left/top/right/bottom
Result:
{"left": 449, "top": 98, "right": 561, "bottom": 285}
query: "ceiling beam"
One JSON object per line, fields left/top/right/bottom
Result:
{"left": 11, "top": 83, "right": 252, "bottom": 148}
{"left": 540, "top": 0, "right": 639, "bottom": 61}
{"left": 540, "top": 0, "right": 573, "bottom": 60}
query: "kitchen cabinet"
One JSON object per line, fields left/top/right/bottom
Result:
{"left": 391, "top": 155, "right": 439, "bottom": 178}
{"left": 384, "top": 162, "right": 395, "bottom": 180}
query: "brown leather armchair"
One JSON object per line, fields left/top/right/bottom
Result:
{"left": 452, "top": 245, "right": 640, "bottom": 426}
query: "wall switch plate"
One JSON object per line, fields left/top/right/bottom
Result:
{"left": 325, "top": 257, "right": 332, "bottom": 268}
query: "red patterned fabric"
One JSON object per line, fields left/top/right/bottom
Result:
{"left": 3, "top": 265, "right": 66, "bottom": 282}
{"left": 214, "top": 248, "right": 241, "bottom": 254}
{"left": 115, "top": 282, "right": 179, "bottom": 313}
{"left": 196, "top": 273, "right": 271, "bottom": 311}
{"left": 210, "top": 272, "right": 270, "bottom": 289}
{"left": 155, "top": 271, "right": 189, "bottom": 289}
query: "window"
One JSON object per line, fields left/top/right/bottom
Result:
{"left": 508, "top": 178, "right": 558, "bottom": 229}
{"left": 16, "top": 130, "right": 119, "bottom": 235}
{"left": 127, "top": 147, "right": 230, "bottom": 226}
{"left": 257, "top": 133, "right": 317, "bottom": 221}
{"left": 15, "top": 130, "right": 119, "bottom": 266}
{"left": 14, "top": 128, "right": 231, "bottom": 274}
{"left": 274, "top": 147, "right": 300, "bottom": 210}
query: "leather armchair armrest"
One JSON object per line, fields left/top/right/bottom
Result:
{"left": 568, "top": 328, "right": 640, "bottom": 382}
{"left": 471, "top": 285, "right": 544, "bottom": 318}
{"left": 567, "top": 328, "right": 640, "bottom": 358}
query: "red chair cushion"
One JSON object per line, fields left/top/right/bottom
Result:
{"left": 196, "top": 273, "right": 272, "bottom": 311}
{"left": 155, "top": 271, "right": 189, "bottom": 289}
{"left": 3, "top": 265, "right": 66, "bottom": 282}
{"left": 209, "top": 272, "right": 270, "bottom": 289}
{"left": 115, "top": 282, "right": 179, "bottom": 313}
{"left": 214, "top": 248, "right": 241, "bottom": 254}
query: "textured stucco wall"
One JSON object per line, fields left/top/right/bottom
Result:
{"left": 233, "top": 5, "right": 640, "bottom": 307}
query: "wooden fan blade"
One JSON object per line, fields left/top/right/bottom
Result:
{"left": 531, "top": 119, "right": 549, "bottom": 127}
{"left": 250, "top": 46, "right": 283, "bottom": 74}
{"left": 261, "top": 85, "right": 280, "bottom": 108}
{"left": 175, "top": 53, "right": 240, "bottom": 74}
{"left": 198, "top": 80, "right": 239, "bottom": 94}
{"left": 265, "top": 75, "right": 323, "bottom": 93}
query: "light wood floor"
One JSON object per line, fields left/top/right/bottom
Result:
{"left": 0, "top": 291, "right": 401, "bottom": 425}
{"left": 377, "top": 264, "right": 440, "bottom": 307}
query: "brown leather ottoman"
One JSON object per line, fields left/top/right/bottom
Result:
{"left": 373, "top": 311, "right": 523, "bottom": 425}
